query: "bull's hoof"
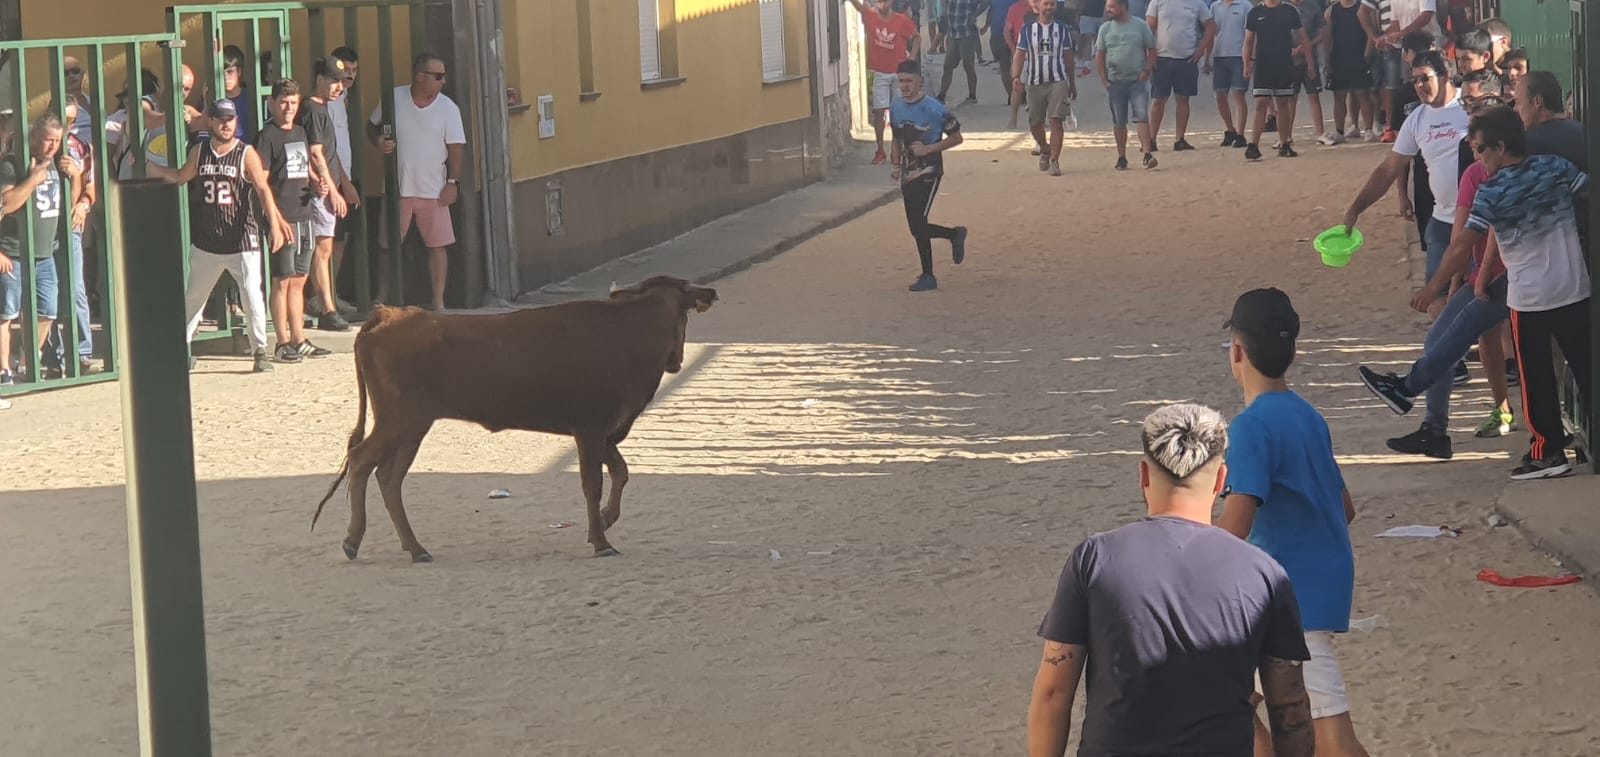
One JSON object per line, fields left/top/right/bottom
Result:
{"left": 594, "top": 547, "right": 622, "bottom": 558}
{"left": 341, "top": 541, "right": 359, "bottom": 561}
{"left": 412, "top": 551, "right": 434, "bottom": 563}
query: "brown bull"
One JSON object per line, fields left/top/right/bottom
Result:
{"left": 312, "top": 275, "right": 719, "bottom": 562}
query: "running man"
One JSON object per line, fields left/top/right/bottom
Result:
{"left": 1217, "top": 287, "right": 1372, "bottom": 757}
{"left": 1409, "top": 106, "right": 1592, "bottom": 480}
{"left": 1145, "top": 0, "right": 1216, "bottom": 151}
{"left": 255, "top": 79, "right": 327, "bottom": 364}
{"left": 1325, "top": 0, "right": 1378, "bottom": 142}
{"left": 1097, "top": 0, "right": 1159, "bottom": 169}
{"left": 149, "top": 99, "right": 293, "bottom": 373}
{"left": 848, "top": 0, "right": 922, "bottom": 164}
{"left": 1028, "top": 403, "right": 1315, "bottom": 757}
{"left": 1211, "top": 0, "right": 1253, "bottom": 147}
{"left": 889, "top": 60, "right": 968, "bottom": 292}
{"left": 1244, "top": 0, "right": 1315, "bottom": 159}
{"left": 1014, "top": 0, "right": 1078, "bottom": 175}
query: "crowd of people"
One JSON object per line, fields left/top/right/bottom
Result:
{"left": 847, "top": 1, "right": 1592, "bottom": 753}
{"left": 0, "top": 46, "right": 467, "bottom": 402}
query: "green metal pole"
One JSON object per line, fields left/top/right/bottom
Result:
{"left": 1586, "top": 0, "right": 1600, "bottom": 469}
{"left": 111, "top": 178, "right": 215, "bottom": 757}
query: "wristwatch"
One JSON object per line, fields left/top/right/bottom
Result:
{"left": 446, "top": 178, "right": 459, "bottom": 185}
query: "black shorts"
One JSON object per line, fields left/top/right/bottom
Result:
{"left": 1251, "top": 62, "right": 1297, "bottom": 97}
{"left": 1327, "top": 55, "right": 1373, "bottom": 91}
{"left": 1293, "top": 60, "right": 1323, "bottom": 94}
{"left": 331, "top": 179, "right": 361, "bottom": 241}
{"left": 272, "top": 220, "right": 316, "bottom": 278}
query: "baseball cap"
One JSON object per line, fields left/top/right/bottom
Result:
{"left": 1223, "top": 287, "right": 1300, "bottom": 341}
{"left": 206, "top": 98, "right": 237, "bottom": 119}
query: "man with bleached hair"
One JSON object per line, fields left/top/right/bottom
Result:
{"left": 1027, "top": 403, "right": 1315, "bottom": 757}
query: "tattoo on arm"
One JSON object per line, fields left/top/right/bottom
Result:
{"left": 1260, "top": 657, "right": 1316, "bottom": 757}
{"left": 1043, "top": 647, "right": 1075, "bottom": 667}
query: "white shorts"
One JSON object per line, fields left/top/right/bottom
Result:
{"left": 1255, "top": 630, "right": 1351, "bottom": 720}
{"left": 871, "top": 70, "right": 898, "bottom": 111}
{"left": 309, "top": 194, "right": 338, "bottom": 239}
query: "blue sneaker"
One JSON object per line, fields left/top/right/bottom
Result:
{"left": 952, "top": 226, "right": 968, "bottom": 265}
{"left": 908, "top": 274, "right": 938, "bottom": 292}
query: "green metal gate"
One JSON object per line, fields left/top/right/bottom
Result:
{"left": 1573, "top": 0, "right": 1598, "bottom": 469}
{"left": 0, "top": 33, "right": 180, "bottom": 397}
{"left": 1500, "top": 0, "right": 1577, "bottom": 93}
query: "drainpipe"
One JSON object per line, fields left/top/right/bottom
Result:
{"left": 471, "top": 0, "right": 518, "bottom": 301}
{"left": 805, "top": 0, "right": 824, "bottom": 179}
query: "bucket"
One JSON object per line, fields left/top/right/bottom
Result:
{"left": 1314, "top": 225, "right": 1364, "bottom": 267}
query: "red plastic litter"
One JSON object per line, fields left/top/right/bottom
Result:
{"left": 1476, "top": 569, "right": 1582, "bottom": 588}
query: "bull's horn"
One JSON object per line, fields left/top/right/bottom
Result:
{"left": 609, "top": 281, "right": 622, "bottom": 295}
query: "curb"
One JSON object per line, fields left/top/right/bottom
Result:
{"left": 685, "top": 184, "right": 903, "bottom": 287}
{"left": 1493, "top": 498, "right": 1599, "bottom": 584}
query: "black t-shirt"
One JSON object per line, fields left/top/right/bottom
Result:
{"left": 1038, "top": 517, "right": 1311, "bottom": 757}
{"left": 295, "top": 98, "right": 344, "bottom": 185}
{"left": 1527, "top": 118, "right": 1591, "bottom": 246}
{"left": 1246, "top": 3, "right": 1302, "bottom": 70}
{"left": 254, "top": 123, "right": 317, "bottom": 222}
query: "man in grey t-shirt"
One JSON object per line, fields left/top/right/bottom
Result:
{"left": 1027, "top": 403, "right": 1315, "bottom": 757}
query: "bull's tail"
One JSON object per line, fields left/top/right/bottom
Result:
{"left": 312, "top": 315, "right": 382, "bottom": 531}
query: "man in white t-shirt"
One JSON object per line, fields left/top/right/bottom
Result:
{"left": 1340, "top": 50, "right": 1465, "bottom": 301}
{"left": 368, "top": 52, "right": 466, "bottom": 312}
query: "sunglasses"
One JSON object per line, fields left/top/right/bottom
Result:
{"left": 1472, "top": 142, "right": 1500, "bottom": 155}
{"left": 1410, "top": 74, "right": 1438, "bottom": 86}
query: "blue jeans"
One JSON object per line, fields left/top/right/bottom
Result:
{"left": 1107, "top": 79, "right": 1151, "bottom": 128}
{"left": 65, "top": 229, "right": 91, "bottom": 358}
{"left": 1404, "top": 276, "right": 1509, "bottom": 429}
{"left": 2, "top": 255, "right": 59, "bottom": 322}
{"left": 1423, "top": 217, "right": 1452, "bottom": 288}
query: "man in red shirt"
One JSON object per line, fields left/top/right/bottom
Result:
{"left": 848, "top": 0, "right": 922, "bottom": 163}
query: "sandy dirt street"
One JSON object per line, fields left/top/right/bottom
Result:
{"left": 3, "top": 67, "right": 1599, "bottom": 756}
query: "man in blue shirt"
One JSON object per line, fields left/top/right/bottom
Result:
{"left": 889, "top": 60, "right": 968, "bottom": 293}
{"left": 1218, "top": 287, "right": 1372, "bottom": 757}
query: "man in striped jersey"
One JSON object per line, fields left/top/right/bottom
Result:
{"left": 1012, "top": 0, "right": 1078, "bottom": 175}
{"left": 151, "top": 99, "right": 293, "bottom": 373}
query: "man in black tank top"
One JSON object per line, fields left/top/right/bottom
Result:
{"left": 150, "top": 99, "right": 293, "bottom": 373}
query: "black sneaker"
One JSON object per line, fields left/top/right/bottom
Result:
{"left": 253, "top": 350, "right": 274, "bottom": 373}
{"left": 1505, "top": 358, "right": 1521, "bottom": 387}
{"left": 1221, "top": 131, "right": 1239, "bottom": 147}
{"left": 1232, "top": 136, "right": 1248, "bottom": 149}
{"left": 318, "top": 311, "right": 352, "bottom": 332}
{"left": 1452, "top": 360, "right": 1470, "bottom": 386}
{"left": 1358, "top": 365, "right": 1415, "bottom": 415}
{"left": 1174, "top": 139, "right": 1195, "bottom": 151}
{"left": 297, "top": 340, "right": 333, "bottom": 358}
{"left": 1387, "top": 423, "right": 1454, "bottom": 460}
{"left": 275, "top": 343, "right": 305, "bottom": 363}
{"left": 1115, "top": 156, "right": 1130, "bottom": 170}
{"left": 1510, "top": 452, "right": 1572, "bottom": 480}
{"left": 951, "top": 226, "right": 968, "bottom": 265}
{"left": 1278, "top": 142, "right": 1298, "bottom": 158}
{"left": 1244, "top": 143, "right": 1263, "bottom": 161}
{"left": 1142, "top": 152, "right": 1158, "bottom": 169}
{"left": 1264, "top": 115, "right": 1278, "bottom": 133}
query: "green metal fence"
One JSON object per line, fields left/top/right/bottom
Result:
{"left": 1574, "top": 0, "right": 1598, "bottom": 469}
{"left": 0, "top": 33, "right": 180, "bottom": 397}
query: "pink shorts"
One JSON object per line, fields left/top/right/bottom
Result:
{"left": 398, "top": 196, "right": 455, "bottom": 248}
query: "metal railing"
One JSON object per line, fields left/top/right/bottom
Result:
{"left": 0, "top": 33, "right": 180, "bottom": 397}
{"left": 1574, "top": 0, "right": 1597, "bottom": 469}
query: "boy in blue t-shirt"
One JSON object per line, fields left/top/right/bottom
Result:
{"left": 1217, "top": 287, "right": 1371, "bottom": 757}
{"left": 888, "top": 59, "right": 969, "bottom": 293}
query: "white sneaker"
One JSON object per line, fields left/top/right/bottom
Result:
{"left": 1367, "top": 130, "right": 1383, "bottom": 143}
{"left": 1316, "top": 133, "right": 1342, "bottom": 146}
{"left": 0, "top": 396, "right": 11, "bottom": 410}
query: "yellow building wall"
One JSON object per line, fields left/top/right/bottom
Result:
{"left": 509, "top": 0, "right": 815, "bottom": 182}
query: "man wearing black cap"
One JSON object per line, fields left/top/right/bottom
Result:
{"left": 150, "top": 98, "right": 293, "bottom": 373}
{"left": 1218, "top": 288, "right": 1371, "bottom": 757}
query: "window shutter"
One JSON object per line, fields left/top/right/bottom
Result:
{"left": 760, "top": 0, "right": 786, "bottom": 81}
{"left": 639, "top": 0, "right": 662, "bottom": 81}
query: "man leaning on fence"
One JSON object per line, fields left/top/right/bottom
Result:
{"left": 0, "top": 114, "right": 68, "bottom": 387}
